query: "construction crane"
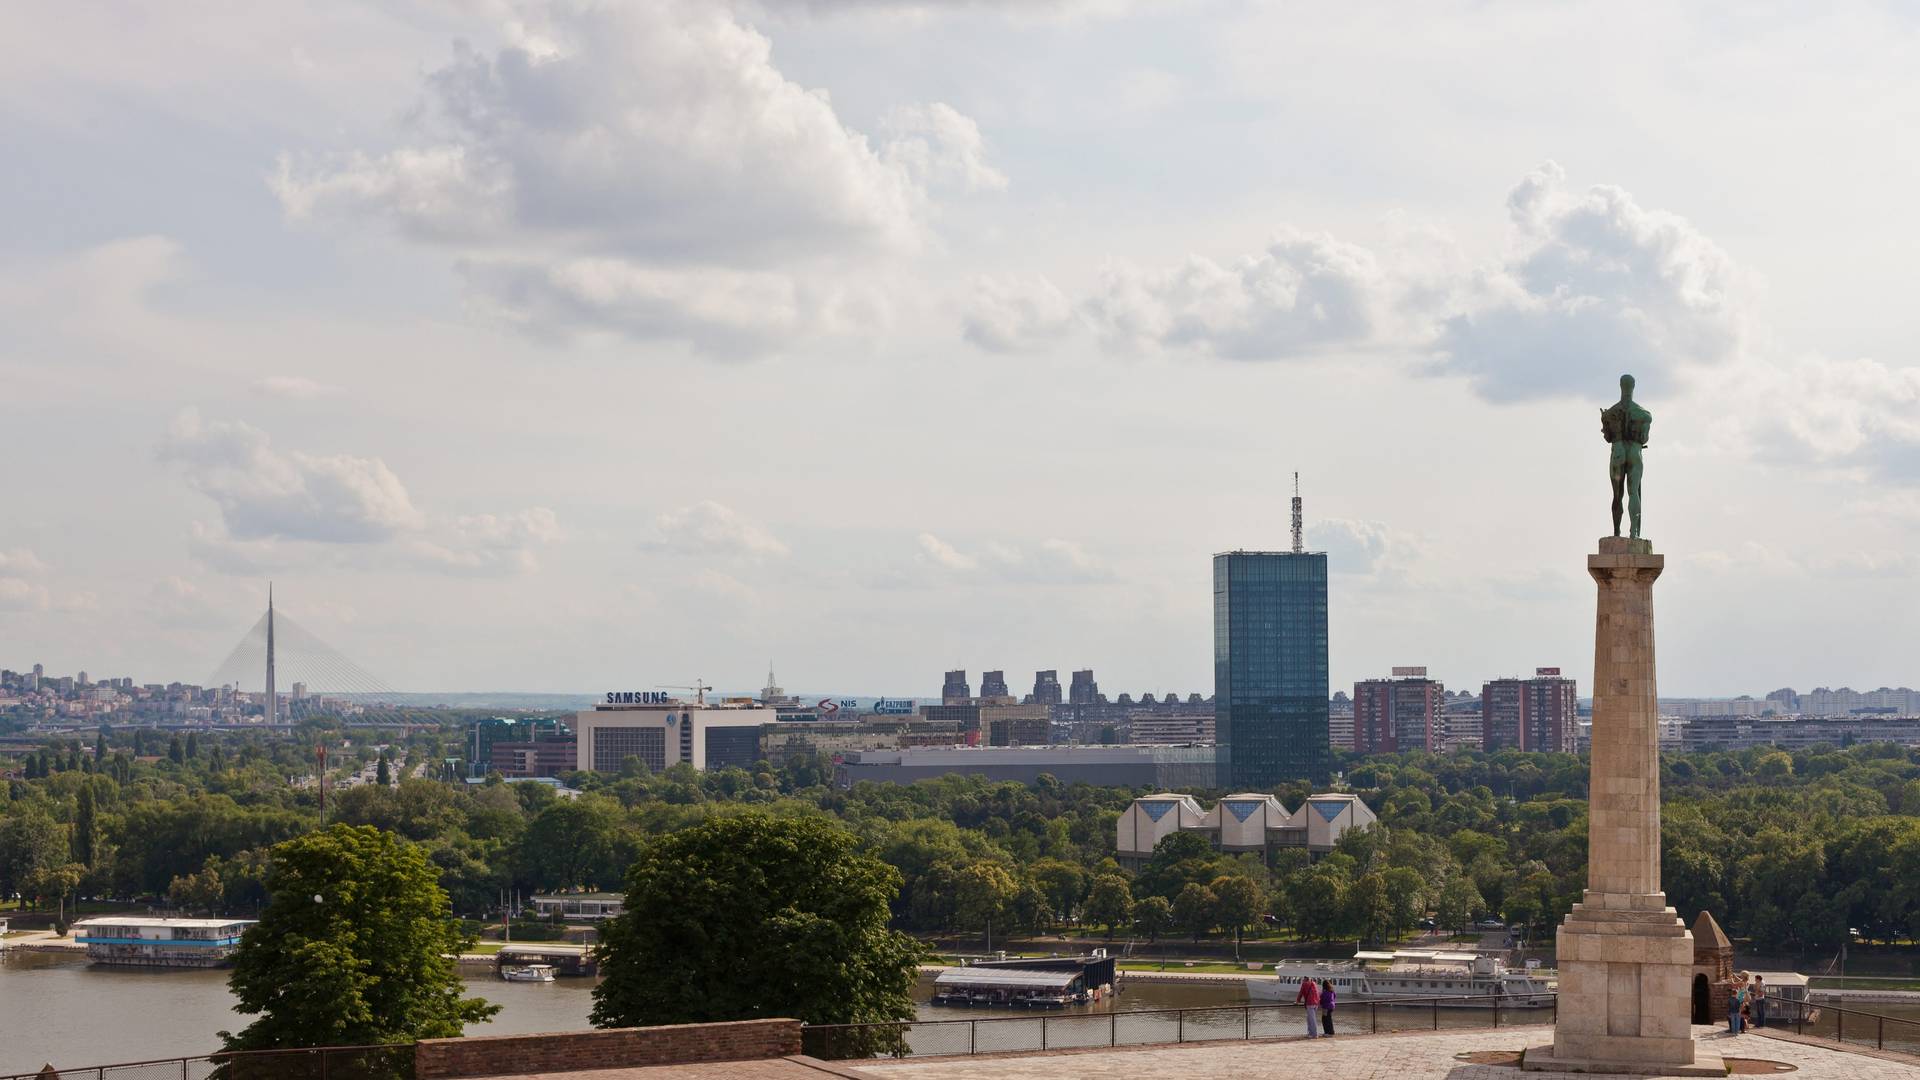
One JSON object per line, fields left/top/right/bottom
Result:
{"left": 656, "top": 681, "right": 713, "bottom": 706}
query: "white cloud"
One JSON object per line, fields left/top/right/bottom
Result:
{"left": 459, "top": 258, "right": 890, "bottom": 354}
{"left": 961, "top": 273, "right": 1077, "bottom": 352}
{"left": 1082, "top": 228, "right": 1388, "bottom": 359}
{"left": 162, "top": 411, "right": 558, "bottom": 577}
{"left": 0, "top": 549, "right": 48, "bottom": 577}
{"left": 1433, "top": 161, "right": 1756, "bottom": 402}
{"left": 880, "top": 103, "right": 1008, "bottom": 193}
{"left": 1695, "top": 541, "right": 1920, "bottom": 580}
{"left": 643, "top": 501, "right": 789, "bottom": 560}
{"left": 0, "top": 580, "right": 50, "bottom": 612}
{"left": 1305, "top": 515, "right": 1428, "bottom": 580}
{"left": 0, "top": 236, "right": 183, "bottom": 350}
{"left": 0, "top": 548, "right": 50, "bottom": 612}
{"left": 913, "top": 532, "right": 1116, "bottom": 584}
{"left": 406, "top": 509, "right": 565, "bottom": 577}
{"left": 915, "top": 532, "right": 978, "bottom": 572}
{"left": 251, "top": 375, "right": 342, "bottom": 400}
{"left": 159, "top": 409, "right": 422, "bottom": 543}
{"left": 271, "top": 0, "right": 999, "bottom": 351}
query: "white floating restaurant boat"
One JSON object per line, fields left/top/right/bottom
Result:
{"left": 1247, "top": 950, "right": 1553, "bottom": 1007}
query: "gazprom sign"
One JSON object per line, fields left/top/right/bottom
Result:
{"left": 871, "top": 698, "right": 915, "bottom": 715}
{"left": 605, "top": 691, "right": 672, "bottom": 705}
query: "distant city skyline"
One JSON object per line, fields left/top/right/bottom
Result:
{"left": 5, "top": 3, "right": 1919, "bottom": 694}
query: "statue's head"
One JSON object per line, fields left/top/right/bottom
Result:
{"left": 1619, "top": 373, "right": 1635, "bottom": 398}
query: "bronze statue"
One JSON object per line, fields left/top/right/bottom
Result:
{"left": 1600, "top": 374, "right": 1652, "bottom": 539}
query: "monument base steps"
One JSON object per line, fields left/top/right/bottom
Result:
{"left": 1520, "top": 1044, "right": 1728, "bottom": 1076}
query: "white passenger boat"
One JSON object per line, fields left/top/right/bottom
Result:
{"left": 500, "top": 963, "right": 557, "bottom": 983}
{"left": 1247, "top": 950, "right": 1552, "bottom": 1007}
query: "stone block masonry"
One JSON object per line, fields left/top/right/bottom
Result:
{"left": 1526, "top": 539, "right": 1722, "bottom": 1075}
{"left": 414, "top": 1018, "right": 803, "bottom": 1078}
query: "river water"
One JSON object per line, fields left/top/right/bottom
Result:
{"left": 0, "top": 953, "right": 1254, "bottom": 1074}
{"left": 8, "top": 952, "right": 1915, "bottom": 1073}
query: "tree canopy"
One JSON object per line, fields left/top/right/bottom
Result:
{"left": 223, "top": 824, "right": 498, "bottom": 1051}
{"left": 590, "top": 813, "right": 922, "bottom": 1052}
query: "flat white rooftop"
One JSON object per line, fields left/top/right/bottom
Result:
{"left": 74, "top": 917, "right": 252, "bottom": 928}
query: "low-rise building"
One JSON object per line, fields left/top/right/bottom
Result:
{"left": 1114, "top": 792, "right": 1376, "bottom": 864}
{"left": 834, "top": 745, "right": 1215, "bottom": 789}
{"left": 530, "top": 892, "right": 625, "bottom": 920}
{"left": 1128, "top": 711, "right": 1216, "bottom": 745}
{"left": 1680, "top": 714, "right": 1920, "bottom": 752}
{"left": 489, "top": 737, "right": 578, "bottom": 778}
{"left": 573, "top": 694, "right": 771, "bottom": 773}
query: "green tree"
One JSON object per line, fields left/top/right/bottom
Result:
{"left": 1380, "top": 866, "right": 1428, "bottom": 940}
{"left": 1082, "top": 874, "right": 1134, "bottom": 939}
{"left": 1288, "top": 859, "right": 1351, "bottom": 943}
{"left": 186, "top": 732, "right": 201, "bottom": 760}
{"left": 0, "top": 809, "right": 68, "bottom": 905}
{"left": 517, "top": 795, "right": 626, "bottom": 891}
{"left": 1435, "top": 876, "right": 1484, "bottom": 932}
{"left": 169, "top": 736, "right": 185, "bottom": 765}
{"left": 170, "top": 865, "right": 225, "bottom": 914}
{"left": 591, "top": 814, "right": 921, "bottom": 1057}
{"left": 223, "top": 824, "right": 497, "bottom": 1050}
{"left": 1173, "top": 881, "right": 1216, "bottom": 942}
{"left": 26, "top": 861, "right": 84, "bottom": 930}
{"left": 376, "top": 753, "right": 391, "bottom": 787}
{"left": 1132, "top": 895, "right": 1174, "bottom": 943}
{"left": 73, "top": 782, "right": 98, "bottom": 867}
{"left": 1210, "top": 874, "right": 1263, "bottom": 959}
{"left": 953, "top": 862, "right": 1018, "bottom": 947}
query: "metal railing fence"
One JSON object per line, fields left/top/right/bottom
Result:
{"left": 18, "top": 994, "right": 1920, "bottom": 1075}
{"left": 802, "top": 993, "right": 1559, "bottom": 1060}
{"left": 1779, "top": 998, "right": 1920, "bottom": 1056}
{"left": 0, "top": 1044, "right": 413, "bottom": 1080}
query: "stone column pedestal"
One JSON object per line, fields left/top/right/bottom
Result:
{"left": 1525, "top": 539, "right": 1722, "bottom": 1075}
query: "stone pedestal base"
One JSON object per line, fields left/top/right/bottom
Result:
{"left": 1521, "top": 1045, "right": 1727, "bottom": 1076}
{"left": 1534, "top": 893, "right": 1700, "bottom": 1072}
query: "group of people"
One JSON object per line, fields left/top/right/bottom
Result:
{"left": 1292, "top": 978, "right": 1338, "bottom": 1037}
{"left": 1727, "top": 971, "right": 1768, "bottom": 1034}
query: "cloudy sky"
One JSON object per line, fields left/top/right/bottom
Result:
{"left": 4, "top": 1, "right": 1918, "bottom": 697}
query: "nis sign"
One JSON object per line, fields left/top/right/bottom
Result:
{"left": 1535, "top": 667, "right": 1562, "bottom": 677}
{"left": 605, "top": 691, "right": 672, "bottom": 705}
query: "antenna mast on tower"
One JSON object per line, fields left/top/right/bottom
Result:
{"left": 1291, "top": 472, "right": 1304, "bottom": 554}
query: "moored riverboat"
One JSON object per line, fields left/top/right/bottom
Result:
{"left": 1247, "top": 950, "right": 1553, "bottom": 1007}
{"left": 72, "top": 917, "right": 256, "bottom": 969}
{"left": 500, "top": 963, "right": 556, "bottom": 983}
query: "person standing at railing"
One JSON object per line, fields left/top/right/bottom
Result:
{"left": 1750, "top": 976, "right": 1766, "bottom": 1029}
{"left": 1293, "top": 976, "right": 1321, "bottom": 1038}
{"left": 1727, "top": 982, "right": 1746, "bottom": 1035}
{"left": 1318, "top": 978, "right": 1336, "bottom": 1037}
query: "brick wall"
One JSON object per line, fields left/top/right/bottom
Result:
{"left": 414, "top": 1018, "right": 803, "bottom": 1078}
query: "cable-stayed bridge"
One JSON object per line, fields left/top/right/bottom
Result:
{"left": 208, "top": 592, "right": 399, "bottom": 704}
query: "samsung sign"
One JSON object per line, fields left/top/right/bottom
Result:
{"left": 605, "top": 691, "right": 673, "bottom": 705}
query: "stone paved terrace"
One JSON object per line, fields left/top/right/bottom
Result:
{"left": 473, "top": 1057, "right": 878, "bottom": 1079}
{"left": 851, "top": 1025, "right": 1920, "bottom": 1080}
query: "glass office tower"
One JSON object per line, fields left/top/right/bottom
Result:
{"left": 1213, "top": 550, "right": 1331, "bottom": 788}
